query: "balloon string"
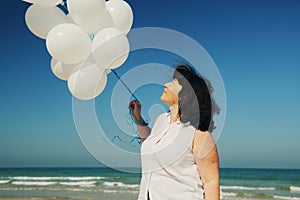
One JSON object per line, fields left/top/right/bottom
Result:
{"left": 111, "top": 69, "right": 143, "bottom": 145}
{"left": 110, "top": 69, "right": 139, "bottom": 101}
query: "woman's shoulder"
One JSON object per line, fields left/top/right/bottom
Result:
{"left": 194, "top": 130, "right": 215, "bottom": 145}
{"left": 193, "top": 130, "right": 217, "bottom": 157}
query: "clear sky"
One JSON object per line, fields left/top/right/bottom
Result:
{"left": 0, "top": 0, "right": 299, "bottom": 169}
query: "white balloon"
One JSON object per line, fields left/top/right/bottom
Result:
{"left": 108, "top": 0, "right": 123, "bottom": 2}
{"left": 51, "top": 58, "right": 82, "bottom": 80}
{"left": 46, "top": 23, "right": 92, "bottom": 64}
{"left": 98, "top": 10, "right": 114, "bottom": 32}
{"left": 68, "top": 0, "right": 111, "bottom": 33}
{"left": 106, "top": 0, "right": 133, "bottom": 34}
{"left": 92, "top": 27, "right": 120, "bottom": 45}
{"left": 25, "top": 5, "right": 68, "bottom": 39}
{"left": 68, "top": 63, "right": 107, "bottom": 100}
{"left": 92, "top": 27, "right": 129, "bottom": 69}
{"left": 22, "top": 0, "right": 62, "bottom": 7}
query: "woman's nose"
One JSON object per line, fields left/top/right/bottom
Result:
{"left": 164, "top": 82, "right": 172, "bottom": 88}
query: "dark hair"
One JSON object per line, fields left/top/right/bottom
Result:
{"left": 173, "top": 63, "right": 220, "bottom": 132}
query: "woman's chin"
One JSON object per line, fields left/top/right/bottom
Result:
{"left": 160, "top": 96, "right": 167, "bottom": 104}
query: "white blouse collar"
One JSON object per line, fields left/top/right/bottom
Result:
{"left": 166, "top": 112, "right": 190, "bottom": 126}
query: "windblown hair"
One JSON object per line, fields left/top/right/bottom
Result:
{"left": 173, "top": 63, "right": 220, "bottom": 132}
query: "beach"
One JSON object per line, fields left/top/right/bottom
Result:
{"left": 0, "top": 168, "right": 299, "bottom": 200}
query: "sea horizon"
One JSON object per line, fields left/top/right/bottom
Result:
{"left": 1, "top": 166, "right": 299, "bottom": 170}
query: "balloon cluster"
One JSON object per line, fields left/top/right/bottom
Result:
{"left": 24, "top": 0, "right": 133, "bottom": 100}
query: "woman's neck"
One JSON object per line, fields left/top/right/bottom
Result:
{"left": 169, "top": 104, "right": 180, "bottom": 123}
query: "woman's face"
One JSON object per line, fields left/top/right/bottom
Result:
{"left": 160, "top": 79, "right": 182, "bottom": 106}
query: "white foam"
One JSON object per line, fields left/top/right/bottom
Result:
{"left": 11, "top": 177, "right": 58, "bottom": 181}
{"left": 59, "top": 181, "right": 96, "bottom": 187}
{"left": 102, "top": 189, "right": 139, "bottom": 194}
{"left": 291, "top": 186, "right": 300, "bottom": 192}
{"left": 222, "top": 192, "right": 237, "bottom": 196}
{"left": 63, "top": 177, "right": 105, "bottom": 181}
{"left": 103, "top": 189, "right": 118, "bottom": 193}
{"left": 221, "top": 185, "right": 275, "bottom": 190}
{"left": 11, "top": 176, "right": 105, "bottom": 181}
{"left": 119, "top": 190, "right": 139, "bottom": 194}
{"left": 11, "top": 181, "right": 57, "bottom": 186}
{"left": 0, "top": 180, "right": 9, "bottom": 184}
{"left": 0, "top": 187, "right": 92, "bottom": 192}
{"left": 102, "top": 181, "right": 140, "bottom": 189}
{"left": 274, "top": 195, "right": 300, "bottom": 200}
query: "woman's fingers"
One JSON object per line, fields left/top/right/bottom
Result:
{"left": 128, "top": 100, "right": 144, "bottom": 123}
{"left": 128, "top": 100, "right": 141, "bottom": 110}
{"left": 128, "top": 102, "right": 133, "bottom": 109}
{"left": 135, "top": 101, "right": 141, "bottom": 111}
{"left": 128, "top": 100, "right": 137, "bottom": 109}
{"left": 128, "top": 100, "right": 142, "bottom": 121}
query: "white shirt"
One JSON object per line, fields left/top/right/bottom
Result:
{"left": 137, "top": 112, "right": 205, "bottom": 200}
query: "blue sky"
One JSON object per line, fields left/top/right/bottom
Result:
{"left": 0, "top": 0, "right": 299, "bottom": 169}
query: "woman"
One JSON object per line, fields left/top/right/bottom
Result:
{"left": 128, "top": 64, "right": 220, "bottom": 200}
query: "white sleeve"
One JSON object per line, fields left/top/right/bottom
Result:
{"left": 136, "top": 125, "right": 151, "bottom": 138}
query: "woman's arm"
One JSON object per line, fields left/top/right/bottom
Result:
{"left": 193, "top": 130, "right": 220, "bottom": 200}
{"left": 128, "top": 100, "right": 151, "bottom": 142}
{"left": 136, "top": 125, "right": 151, "bottom": 142}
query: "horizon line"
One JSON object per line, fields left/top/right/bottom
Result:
{"left": 0, "top": 166, "right": 299, "bottom": 170}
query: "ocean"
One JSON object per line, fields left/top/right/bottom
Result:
{"left": 0, "top": 168, "right": 299, "bottom": 200}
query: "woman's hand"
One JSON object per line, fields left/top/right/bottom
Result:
{"left": 128, "top": 100, "right": 143, "bottom": 123}
{"left": 128, "top": 100, "right": 151, "bottom": 141}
